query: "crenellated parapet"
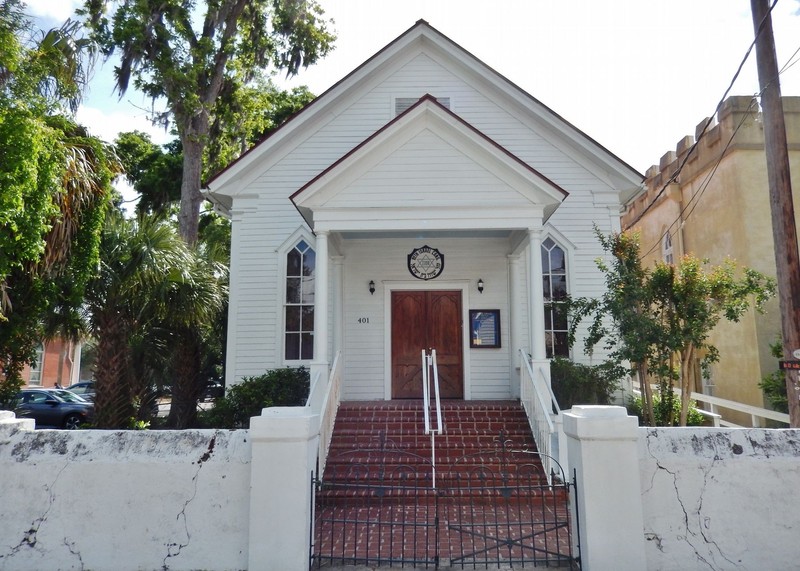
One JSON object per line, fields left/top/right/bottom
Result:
{"left": 623, "top": 95, "right": 800, "bottom": 227}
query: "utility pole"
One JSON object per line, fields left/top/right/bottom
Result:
{"left": 751, "top": 0, "right": 800, "bottom": 427}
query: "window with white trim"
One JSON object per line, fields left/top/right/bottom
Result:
{"left": 28, "top": 343, "right": 44, "bottom": 386}
{"left": 284, "top": 240, "right": 315, "bottom": 361}
{"left": 662, "top": 232, "right": 674, "bottom": 264}
{"left": 541, "top": 238, "right": 569, "bottom": 359}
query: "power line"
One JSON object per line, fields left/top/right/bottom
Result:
{"left": 637, "top": 33, "right": 799, "bottom": 261}
{"left": 624, "top": 0, "right": 779, "bottom": 231}
{"left": 637, "top": 97, "right": 760, "bottom": 260}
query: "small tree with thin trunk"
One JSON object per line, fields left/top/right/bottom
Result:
{"left": 570, "top": 230, "right": 775, "bottom": 426}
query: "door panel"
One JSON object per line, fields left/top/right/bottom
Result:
{"left": 391, "top": 290, "right": 463, "bottom": 399}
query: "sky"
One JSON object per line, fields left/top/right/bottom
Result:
{"left": 26, "top": 0, "right": 800, "bottom": 180}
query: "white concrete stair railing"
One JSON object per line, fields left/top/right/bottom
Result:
{"left": 519, "top": 349, "right": 566, "bottom": 483}
{"left": 249, "top": 351, "right": 343, "bottom": 570}
{"left": 306, "top": 350, "right": 343, "bottom": 476}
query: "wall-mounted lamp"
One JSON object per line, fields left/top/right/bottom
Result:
{"left": 369, "top": 280, "right": 376, "bottom": 295}
{"left": 477, "top": 278, "right": 484, "bottom": 294}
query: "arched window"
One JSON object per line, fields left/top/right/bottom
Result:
{"left": 541, "top": 237, "right": 569, "bottom": 358}
{"left": 662, "top": 232, "right": 674, "bottom": 264}
{"left": 285, "top": 240, "right": 315, "bottom": 361}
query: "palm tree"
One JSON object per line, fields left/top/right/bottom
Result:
{"left": 85, "top": 214, "right": 193, "bottom": 428}
{"left": 85, "top": 213, "right": 226, "bottom": 429}
{"left": 165, "top": 253, "right": 227, "bottom": 428}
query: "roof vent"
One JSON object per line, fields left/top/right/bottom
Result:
{"left": 395, "top": 96, "right": 450, "bottom": 116}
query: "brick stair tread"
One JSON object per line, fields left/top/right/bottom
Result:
{"left": 322, "top": 400, "right": 544, "bottom": 492}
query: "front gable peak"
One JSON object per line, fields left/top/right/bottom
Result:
{"left": 204, "top": 20, "right": 642, "bottom": 213}
{"left": 291, "top": 96, "right": 566, "bottom": 233}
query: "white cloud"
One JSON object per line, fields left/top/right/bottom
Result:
{"left": 76, "top": 105, "right": 175, "bottom": 216}
{"left": 76, "top": 105, "right": 175, "bottom": 147}
{"left": 25, "top": 0, "right": 82, "bottom": 23}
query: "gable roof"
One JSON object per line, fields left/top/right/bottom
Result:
{"left": 290, "top": 95, "right": 567, "bottom": 232}
{"left": 204, "top": 20, "right": 642, "bottom": 213}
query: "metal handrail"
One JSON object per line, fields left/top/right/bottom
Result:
{"left": 421, "top": 349, "right": 443, "bottom": 435}
{"left": 421, "top": 349, "right": 443, "bottom": 487}
{"left": 633, "top": 380, "right": 790, "bottom": 427}
{"left": 430, "top": 350, "right": 443, "bottom": 434}
{"left": 422, "top": 350, "right": 431, "bottom": 433}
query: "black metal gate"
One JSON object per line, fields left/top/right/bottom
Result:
{"left": 310, "top": 435, "right": 580, "bottom": 569}
{"left": 311, "top": 437, "right": 440, "bottom": 568}
{"left": 442, "top": 446, "right": 578, "bottom": 568}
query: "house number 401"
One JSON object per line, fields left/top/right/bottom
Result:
{"left": 357, "top": 317, "right": 369, "bottom": 324}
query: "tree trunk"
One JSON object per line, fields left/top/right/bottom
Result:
{"left": 167, "top": 331, "right": 204, "bottom": 429}
{"left": 56, "top": 340, "right": 67, "bottom": 388}
{"left": 639, "top": 361, "right": 655, "bottom": 426}
{"left": 93, "top": 313, "right": 134, "bottom": 429}
{"left": 679, "top": 343, "right": 694, "bottom": 426}
{"left": 177, "top": 112, "right": 210, "bottom": 246}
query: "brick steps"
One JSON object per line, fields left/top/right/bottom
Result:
{"left": 313, "top": 400, "right": 577, "bottom": 567}
{"left": 322, "top": 400, "right": 547, "bottom": 488}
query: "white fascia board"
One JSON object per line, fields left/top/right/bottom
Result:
{"left": 312, "top": 205, "right": 544, "bottom": 233}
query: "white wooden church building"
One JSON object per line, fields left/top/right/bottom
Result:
{"left": 205, "top": 20, "right": 643, "bottom": 401}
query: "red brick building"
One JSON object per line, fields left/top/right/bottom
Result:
{"left": 20, "top": 338, "right": 83, "bottom": 388}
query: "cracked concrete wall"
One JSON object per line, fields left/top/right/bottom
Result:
{"left": 639, "top": 427, "right": 800, "bottom": 571}
{"left": 0, "top": 425, "right": 250, "bottom": 571}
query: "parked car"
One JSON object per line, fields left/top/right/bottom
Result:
{"left": 13, "top": 389, "right": 94, "bottom": 429}
{"left": 66, "top": 381, "right": 95, "bottom": 401}
{"left": 203, "top": 381, "right": 224, "bottom": 401}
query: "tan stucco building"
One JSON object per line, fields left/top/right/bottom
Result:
{"left": 622, "top": 95, "right": 800, "bottom": 421}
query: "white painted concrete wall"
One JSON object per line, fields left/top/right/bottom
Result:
{"left": 0, "top": 424, "right": 250, "bottom": 571}
{"left": 566, "top": 407, "right": 800, "bottom": 571}
{"left": 638, "top": 427, "right": 800, "bottom": 571}
{"left": 3, "top": 409, "right": 800, "bottom": 570}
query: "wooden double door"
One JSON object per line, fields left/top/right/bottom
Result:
{"left": 391, "top": 290, "right": 463, "bottom": 399}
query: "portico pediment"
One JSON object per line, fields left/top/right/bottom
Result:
{"left": 291, "top": 96, "right": 567, "bottom": 233}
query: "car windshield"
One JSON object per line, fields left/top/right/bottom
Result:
{"left": 51, "top": 390, "right": 88, "bottom": 403}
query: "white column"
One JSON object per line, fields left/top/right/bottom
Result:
{"left": 313, "top": 231, "right": 329, "bottom": 366}
{"left": 331, "top": 256, "right": 344, "bottom": 357}
{"left": 563, "top": 406, "right": 646, "bottom": 571}
{"left": 528, "top": 228, "right": 547, "bottom": 360}
{"left": 508, "top": 255, "right": 522, "bottom": 397}
{"left": 249, "top": 408, "right": 320, "bottom": 570}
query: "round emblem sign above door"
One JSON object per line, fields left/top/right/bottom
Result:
{"left": 407, "top": 245, "right": 444, "bottom": 280}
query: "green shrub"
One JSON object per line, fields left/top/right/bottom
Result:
{"left": 549, "top": 357, "right": 625, "bottom": 408}
{"left": 198, "top": 367, "right": 309, "bottom": 428}
{"left": 759, "top": 339, "right": 788, "bottom": 413}
{"left": 626, "top": 393, "right": 705, "bottom": 426}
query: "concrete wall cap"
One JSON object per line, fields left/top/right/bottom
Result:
{"left": 249, "top": 407, "right": 320, "bottom": 441}
{"left": 563, "top": 406, "right": 639, "bottom": 440}
{"left": 569, "top": 405, "right": 628, "bottom": 418}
